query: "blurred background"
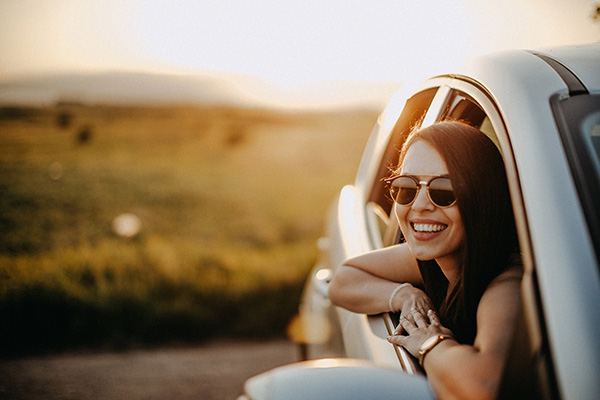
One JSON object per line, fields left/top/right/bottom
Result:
{"left": 0, "top": 0, "right": 598, "bottom": 397}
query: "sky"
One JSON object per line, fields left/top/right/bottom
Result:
{"left": 0, "top": 0, "right": 598, "bottom": 95}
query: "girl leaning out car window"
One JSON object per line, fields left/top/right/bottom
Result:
{"left": 328, "top": 121, "right": 522, "bottom": 400}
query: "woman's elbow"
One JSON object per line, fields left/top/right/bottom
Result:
{"left": 327, "top": 274, "right": 344, "bottom": 306}
{"left": 328, "top": 266, "right": 359, "bottom": 309}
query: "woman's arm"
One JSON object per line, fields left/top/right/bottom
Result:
{"left": 388, "top": 268, "right": 522, "bottom": 400}
{"left": 328, "top": 243, "right": 430, "bottom": 315}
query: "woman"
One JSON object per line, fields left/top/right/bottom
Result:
{"left": 328, "top": 121, "right": 522, "bottom": 400}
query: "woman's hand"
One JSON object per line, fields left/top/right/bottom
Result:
{"left": 390, "top": 286, "right": 435, "bottom": 334}
{"left": 388, "top": 308, "right": 454, "bottom": 358}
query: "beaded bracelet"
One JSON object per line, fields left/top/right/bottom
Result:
{"left": 388, "top": 283, "right": 412, "bottom": 312}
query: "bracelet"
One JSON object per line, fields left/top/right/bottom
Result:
{"left": 388, "top": 283, "right": 412, "bottom": 312}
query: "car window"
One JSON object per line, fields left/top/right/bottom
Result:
{"left": 359, "top": 75, "right": 587, "bottom": 398}
{"left": 374, "top": 87, "right": 506, "bottom": 248}
{"left": 584, "top": 111, "right": 600, "bottom": 165}
{"left": 443, "top": 91, "right": 487, "bottom": 127}
{"left": 552, "top": 93, "right": 600, "bottom": 264}
{"left": 366, "top": 87, "right": 505, "bottom": 249}
{"left": 441, "top": 90, "right": 500, "bottom": 149}
{"left": 365, "top": 87, "right": 438, "bottom": 248}
{"left": 362, "top": 81, "right": 560, "bottom": 391}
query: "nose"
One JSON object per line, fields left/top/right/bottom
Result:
{"left": 411, "top": 186, "right": 435, "bottom": 211}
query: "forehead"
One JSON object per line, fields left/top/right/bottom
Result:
{"left": 400, "top": 140, "right": 449, "bottom": 176}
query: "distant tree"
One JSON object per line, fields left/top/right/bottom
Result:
{"left": 594, "top": 3, "right": 600, "bottom": 23}
{"left": 56, "top": 111, "right": 73, "bottom": 129}
{"left": 224, "top": 122, "right": 248, "bottom": 148}
{"left": 76, "top": 125, "right": 93, "bottom": 145}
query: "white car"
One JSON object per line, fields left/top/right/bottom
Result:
{"left": 241, "top": 44, "right": 600, "bottom": 400}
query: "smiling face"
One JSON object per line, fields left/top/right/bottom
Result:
{"left": 394, "top": 140, "right": 465, "bottom": 277}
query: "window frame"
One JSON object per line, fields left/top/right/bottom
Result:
{"left": 364, "top": 76, "right": 558, "bottom": 395}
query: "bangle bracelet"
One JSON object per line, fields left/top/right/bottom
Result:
{"left": 388, "top": 283, "right": 412, "bottom": 312}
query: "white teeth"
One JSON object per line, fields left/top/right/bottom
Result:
{"left": 412, "top": 223, "right": 446, "bottom": 233}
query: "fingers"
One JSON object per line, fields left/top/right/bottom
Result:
{"left": 428, "top": 309, "right": 440, "bottom": 325}
{"left": 393, "top": 308, "right": 423, "bottom": 334}
{"left": 395, "top": 315, "right": 413, "bottom": 334}
{"left": 412, "top": 307, "right": 428, "bottom": 328}
{"left": 389, "top": 309, "right": 448, "bottom": 354}
{"left": 393, "top": 321, "right": 405, "bottom": 335}
{"left": 400, "top": 302, "right": 431, "bottom": 321}
{"left": 393, "top": 308, "right": 438, "bottom": 335}
{"left": 387, "top": 333, "right": 405, "bottom": 346}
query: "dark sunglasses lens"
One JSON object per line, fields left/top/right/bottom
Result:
{"left": 429, "top": 177, "right": 455, "bottom": 207}
{"left": 390, "top": 177, "right": 418, "bottom": 205}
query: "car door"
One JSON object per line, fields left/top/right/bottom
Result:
{"left": 301, "top": 76, "right": 517, "bottom": 372}
{"left": 303, "top": 69, "right": 592, "bottom": 388}
{"left": 338, "top": 74, "right": 525, "bottom": 374}
{"left": 419, "top": 75, "right": 600, "bottom": 399}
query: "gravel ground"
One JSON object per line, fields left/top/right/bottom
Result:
{"left": 0, "top": 339, "right": 299, "bottom": 400}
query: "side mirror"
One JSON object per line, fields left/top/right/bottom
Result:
{"left": 239, "top": 358, "right": 435, "bottom": 400}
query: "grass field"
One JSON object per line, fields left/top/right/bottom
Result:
{"left": 0, "top": 103, "right": 378, "bottom": 356}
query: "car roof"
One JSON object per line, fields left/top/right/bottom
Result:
{"left": 533, "top": 43, "right": 600, "bottom": 92}
{"left": 451, "top": 43, "right": 600, "bottom": 101}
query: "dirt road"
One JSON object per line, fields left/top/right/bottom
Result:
{"left": 0, "top": 339, "right": 298, "bottom": 400}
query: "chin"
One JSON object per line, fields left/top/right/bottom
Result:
{"left": 406, "top": 244, "right": 437, "bottom": 261}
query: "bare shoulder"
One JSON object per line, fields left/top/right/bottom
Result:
{"left": 474, "top": 264, "right": 523, "bottom": 351}
{"left": 489, "top": 265, "right": 523, "bottom": 287}
{"left": 480, "top": 264, "right": 522, "bottom": 309}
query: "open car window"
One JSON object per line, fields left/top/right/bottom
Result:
{"left": 365, "top": 87, "right": 438, "bottom": 248}
{"left": 441, "top": 90, "right": 500, "bottom": 149}
{"left": 367, "top": 85, "right": 506, "bottom": 249}
{"left": 367, "top": 82, "right": 553, "bottom": 386}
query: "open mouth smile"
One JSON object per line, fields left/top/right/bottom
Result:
{"left": 411, "top": 222, "right": 447, "bottom": 233}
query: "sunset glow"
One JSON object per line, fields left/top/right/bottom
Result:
{"left": 1, "top": 0, "right": 597, "bottom": 87}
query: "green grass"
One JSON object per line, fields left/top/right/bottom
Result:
{"left": 0, "top": 103, "right": 377, "bottom": 356}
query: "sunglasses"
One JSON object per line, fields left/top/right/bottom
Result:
{"left": 387, "top": 175, "right": 456, "bottom": 208}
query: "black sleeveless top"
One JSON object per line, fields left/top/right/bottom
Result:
{"left": 418, "top": 259, "right": 476, "bottom": 345}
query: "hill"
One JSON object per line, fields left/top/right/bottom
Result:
{"left": 0, "top": 71, "right": 399, "bottom": 110}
